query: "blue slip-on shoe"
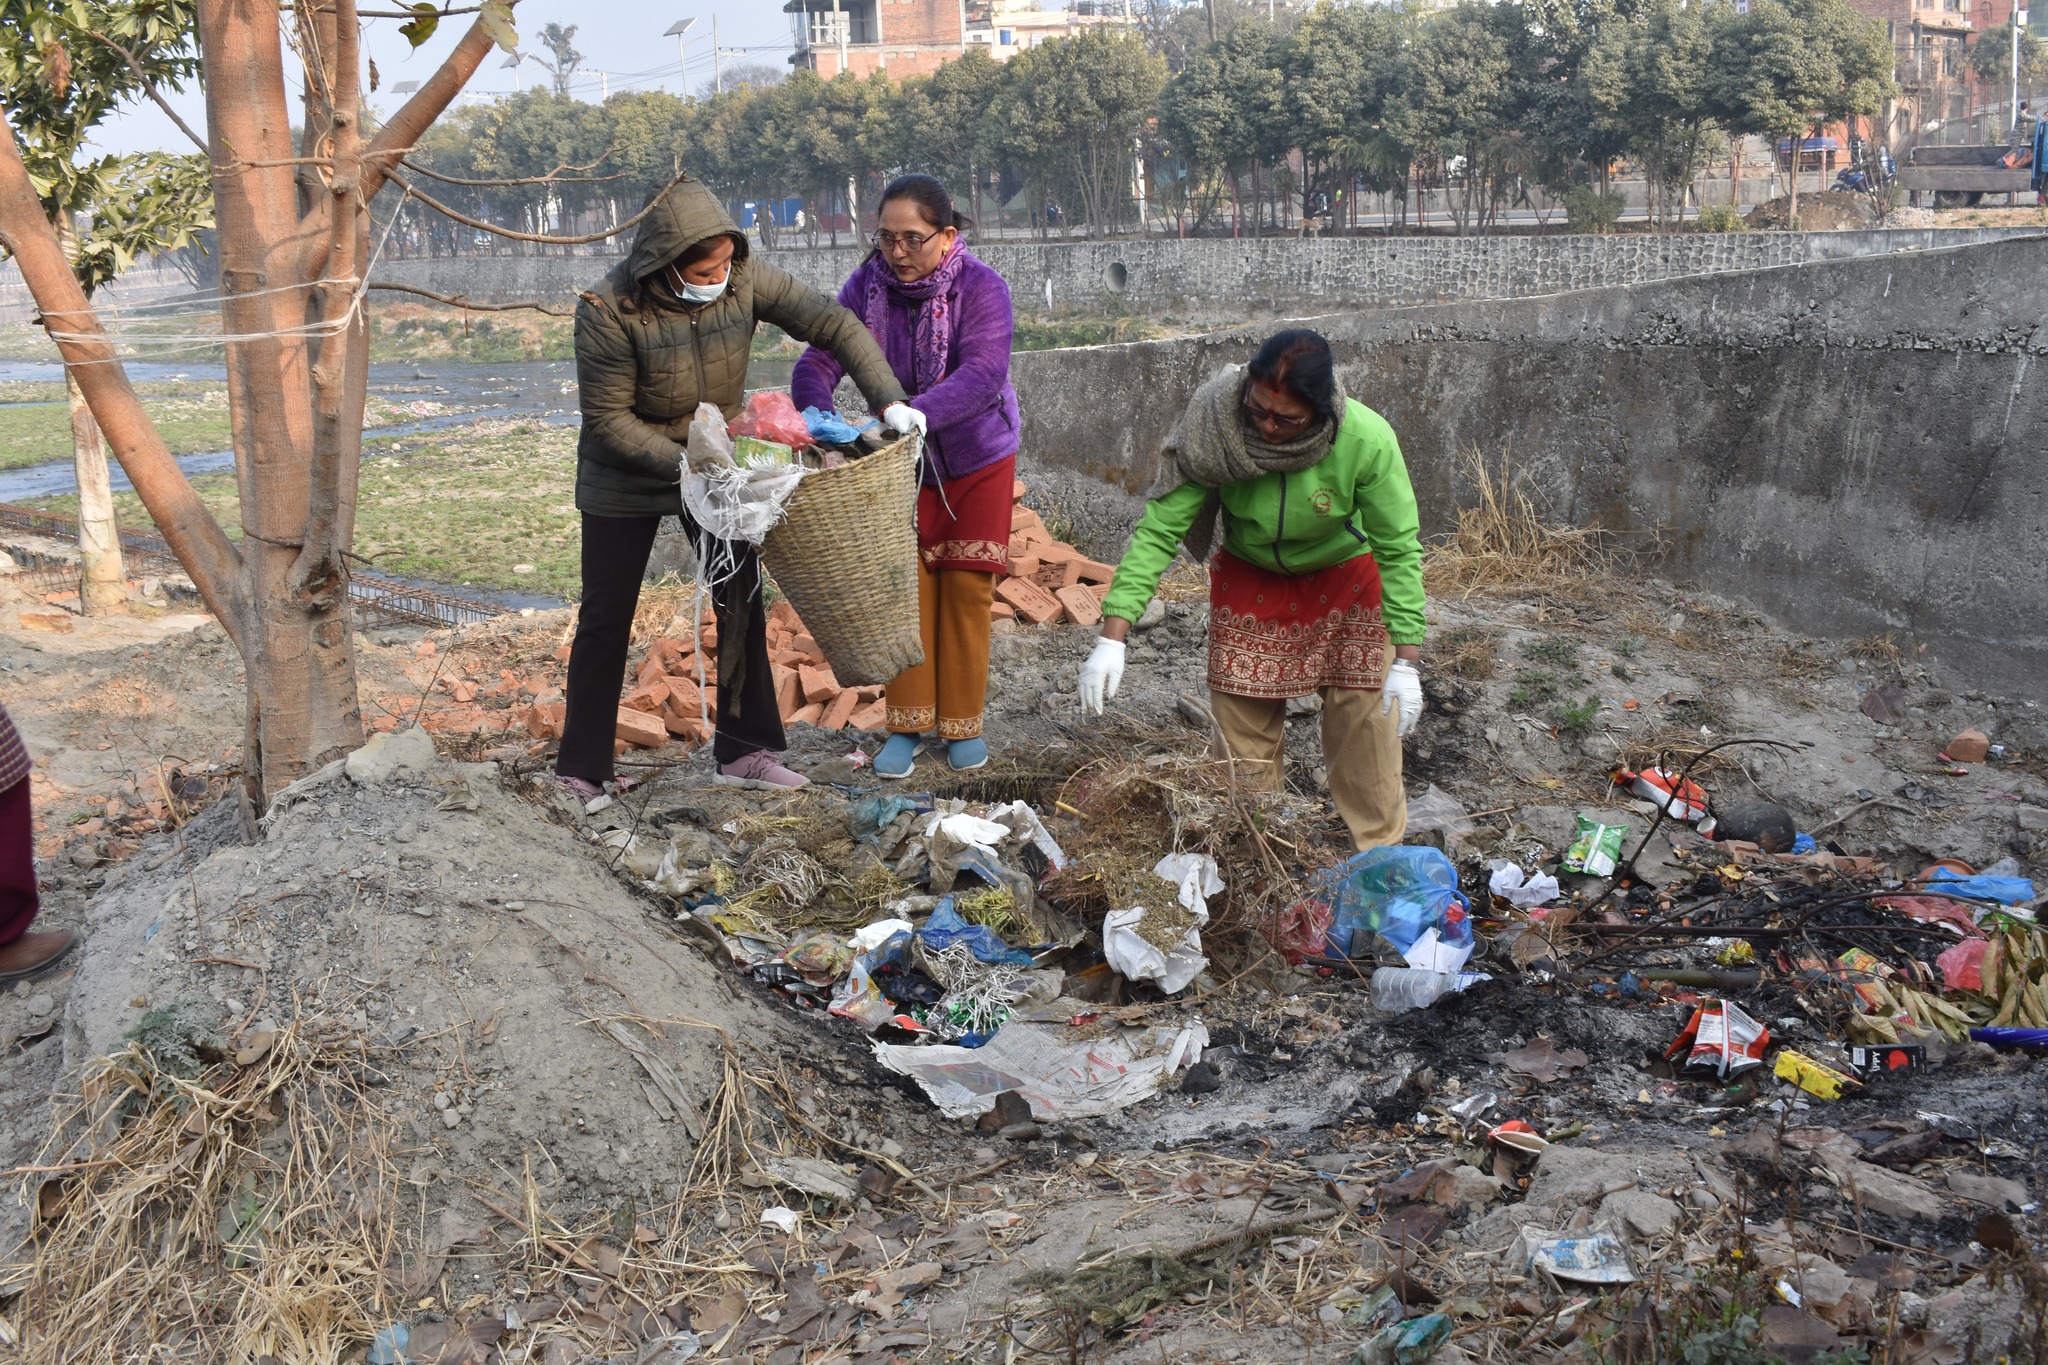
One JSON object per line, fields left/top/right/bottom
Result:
{"left": 947, "top": 737, "right": 989, "bottom": 772}
{"left": 876, "top": 732, "right": 922, "bottom": 779}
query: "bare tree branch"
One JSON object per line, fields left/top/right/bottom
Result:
{"left": 79, "top": 32, "right": 209, "bottom": 155}
{"left": 368, "top": 280, "right": 573, "bottom": 316}
{"left": 397, "top": 151, "right": 624, "bottom": 188}
{"left": 389, "top": 168, "right": 683, "bottom": 244}
{"left": 355, "top": 11, "right": 502, "bottom": 203}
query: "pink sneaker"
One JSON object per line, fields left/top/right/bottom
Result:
{"left": 715, "top": 750, "right": 810, "bottom": 791}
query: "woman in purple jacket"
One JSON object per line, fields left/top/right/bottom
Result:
{"left": 792, "top": 174, "right": 1020, "bottom": 777}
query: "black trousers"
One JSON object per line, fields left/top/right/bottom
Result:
{"left": 557, "top": 512, "right": 784, "bottom": 783}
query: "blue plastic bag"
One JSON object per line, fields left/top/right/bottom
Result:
{"left": 1318, "top": 846, "right": 1471, "bottom": 960}
{"left": 803, "top": 406, "right": 874, "bottom": 444}
{"left": 918, "top": 898, "right": 1034, "bottom": 965}
{"left": 1926, "top": 868, "right": 2036, "bottom": 906}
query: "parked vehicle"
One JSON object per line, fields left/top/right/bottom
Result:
{"left": 1897, "top": 144, "right": 2033, "bottom": 208}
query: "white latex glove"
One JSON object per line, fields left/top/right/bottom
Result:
{"left": 1382, "top": 659, "right": 1423, "bottom": 739}
{"left": 1078, "top": 636, "right": 1126, "bottom": 717}
{"left": 881, "top": 403, "right": 928, "bottom": 437}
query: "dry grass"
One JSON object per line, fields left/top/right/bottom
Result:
{"left": 1432, "top": 625, "right": 1503, "bottom": 681}
{"left": 1424, "top": 447, "right": 1618, "bottom": 597}
{"left": 6, "top": 1009, "right": 402, "bottom": 1364}
{"left": 1154, "top": 556, "right": 1213, "bottom": 604}
{"left": 630, "top": 573, "right": 704, "bottom": 649}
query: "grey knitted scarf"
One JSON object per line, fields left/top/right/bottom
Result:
{"left": 1146, "top": 363, "right": 1345, "bottom": 565}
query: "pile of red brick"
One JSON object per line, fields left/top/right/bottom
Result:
{"left": 391, "top": 481, "right": 1118, "bottom": 756}
{"left": 993, "top": 479, "right": 1116, "bottom": 629}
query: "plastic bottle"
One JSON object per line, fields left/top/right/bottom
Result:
{"left": 1371, "top": 967, "right": 1455, "bottom": 1013}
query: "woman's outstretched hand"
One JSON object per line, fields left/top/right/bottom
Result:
{"left": 1078, "top": 636, "right": 1126, "bottom": 717}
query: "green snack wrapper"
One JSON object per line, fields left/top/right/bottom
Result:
{"left": 1563, "top": 815, "right": 1627, "bottom": 876}
{"left": 733, "top": 435, "right": 795, "bottom": 465}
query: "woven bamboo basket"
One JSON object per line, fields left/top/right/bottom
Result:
{"left": 760, "top": 433, "right": 924, "bottom": 688}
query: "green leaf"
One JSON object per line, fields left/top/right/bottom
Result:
{"left": 397, "top": 2, "right": 439, "bottom": 50}
{"left": 479, "top": 0, "right": 518, "bottom": 55}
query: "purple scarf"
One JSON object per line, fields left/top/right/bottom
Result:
{"left": 862, "top": 243, "right": 972, "bottom": 396}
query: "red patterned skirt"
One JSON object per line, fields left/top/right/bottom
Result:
{"left": 918, "top": 454, "right": 1016, "bottom": 574}
{"left": 1208, "top": 549, "right": 1391, "bottom": 699}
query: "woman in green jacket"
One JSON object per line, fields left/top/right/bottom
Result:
{"left": 559, "top": 179, "right": 922, "bottom": 798}
{"left": 1078, "top": 329, "right": 1426, "bottom": 849}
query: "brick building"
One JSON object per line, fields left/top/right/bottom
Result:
{"left": 785, "top": 0, "right": 1135, "bottom": 79}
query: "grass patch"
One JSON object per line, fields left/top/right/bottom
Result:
{"left": 1013, "top": 315, "right": 1164, "bottom": 351}
{"left": 1521, "top": 635, "right": 1580, "bottom": 670}
{"left": 34, "top": 417, "right": 582, "bottom": 598}
{"left": 1510, "top": 668, "right": 1565, "bottom": 707}
{"left": 369, "top": 302, "right": 573, "bottom": 363}
{"left": 1433, "top": 626, "right": 1501, "bottom": 680}
{"left": 0, "top": 391, "right": 236, "bottom": 471}
{"left": 1553, "top": 695, "right": 1600, "bottom": 735}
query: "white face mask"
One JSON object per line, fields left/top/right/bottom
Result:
{"left": 670, "top": 262, "right": 729, "bottom": 305}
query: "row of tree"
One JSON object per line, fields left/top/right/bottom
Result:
{"left": 397, "top": 0, "right": 1904, "bottom": 248}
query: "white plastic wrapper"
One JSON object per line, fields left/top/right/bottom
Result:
{"left": 875, "top": 1019, "right": 1208, "bottom": 1119}
{"left": 1104, "top": 908, "right": 1208, "bottom": 994}
{"left": 1489, "top": 862, "right": 1561, "bottom": 909}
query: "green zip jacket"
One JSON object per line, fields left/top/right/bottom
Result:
{"left": 1101, "top": 399, "right": 1426, "bottom": 645}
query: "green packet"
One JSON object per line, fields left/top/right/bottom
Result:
{"left": 733, "top": 435, "right": 795, "bottom": 465}
{"left": 1563, "top": 815, "right": 1627, "bottom": 876}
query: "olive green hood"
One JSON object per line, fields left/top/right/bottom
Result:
{"left": 627, "top": 178, "right": 748, "bottom": 283}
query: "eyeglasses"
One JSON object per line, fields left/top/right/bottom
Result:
{"left": 1242, "top": 393, "right": 1314, "bottom": 434}
{"left": 871, "top": 228, "right": 938, "bottom": 254}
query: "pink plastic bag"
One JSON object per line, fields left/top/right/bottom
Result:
{"left": 1270, "top": 896, "right": 1335, "bottom": 965}
{"left": 730, "top": 390, "right": 812, "bottom": 448}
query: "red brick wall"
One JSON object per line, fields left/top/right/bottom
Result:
{"left": 877, "top": 0, "right": 962, "bottom": 46}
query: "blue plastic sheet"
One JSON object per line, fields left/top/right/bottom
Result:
{"left": 851, "top": 793, "right": 921, "bottom": 841}
{"left": 919, "top": 898, "right": 1034, "bottom": 965}
{"left": 1318, "top": 846, "right": 1471, "bottom": 960}
{"left": 803, "top": 406, "right": 873, "bottom": 444}
{"left": 1926, "top": 868, "right": 2037, "bottom": 906}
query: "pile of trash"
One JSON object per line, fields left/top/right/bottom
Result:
{"left": 617, "top": 783, "right": 1223, "bottom": 1123}
{"left": 1350, "top": 754, "right": 2046, "bottom": 1115}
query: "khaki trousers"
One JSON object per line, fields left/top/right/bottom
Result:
{"left": 885, "top": 563, "right": 995, "bottom": 740}
{"left": 1210, "top": 687, "right": 1406, "bottom": 851}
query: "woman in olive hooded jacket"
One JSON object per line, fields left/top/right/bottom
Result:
{"left": 559, "top": 179, "right": 920, "bottom": 796}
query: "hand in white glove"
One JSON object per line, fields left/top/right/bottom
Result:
{"left": 1078, "top": 636, "right": 1126, "bottom": 717}
{"left": 1381, "top": 659, "right": 1423, "bottom": 739}
{"left": 881, "top": 403, "right": 928, "bottom": 438}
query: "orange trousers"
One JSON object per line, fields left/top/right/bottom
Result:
{"left": 885, "top": 563, "right": 995, "bottom": 740}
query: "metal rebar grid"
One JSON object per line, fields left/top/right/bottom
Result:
{"left": 0, "top": 502, "right": 509, "bottom": 630}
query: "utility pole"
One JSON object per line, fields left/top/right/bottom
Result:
{"left": 1206, "top": 0, "right": 1216, "bottom": 41}
{"left": 714, "top": 14, "right": 723, "bottom": 94}
{"left": 2013, "top": 2, "right": 2026, "bottom": 135}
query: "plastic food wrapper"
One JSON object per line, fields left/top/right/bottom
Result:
{"left": 1773, "top": 1048, "right": 1858, "bottom": 1100}
{"left": 802, "top": 405, "right": 874, "bottom": 445}
{"left": 733, "top": 435, "right": 795, "bottom": 466}
{"left": 1316, "top": 846, "right": 1471, "bottom": 961}
{"left": 1563, "top": 815, "right": 1628, "bottom": 876}
{"left": 1617, "top": 766, "right": 1709, "bottom": 822}
{"left": 759, "top": 1206, "right": 802, "bottom": 1235}
{"left": 850, "top": 918, "right": 914, "bottom": 953}
{"left": 1403, "top": 784, "right": 1474, "bottom": 848}
{"left": 918, "top": 898, "right": 1034, "bottom": 966}
{"left": 685, "top": 401, "right": 736, "bottom": 473}
{"left": 1352, "top": 1312, "right": 1453, "bottom": 1365}
{"left": 1488, "top": 862, "right": 1560, "bottom": 909}
{"left": 781, "top": 931, "right": 854, "bottom": 984}
{"left": 873, "top": 1017, "right": 1209, "bottom": 1119}
{"left": 1509, "top": 1224, "right": 1636, "bottom": 1284}
{"left": 1665, "top": 998, "right": 1769, "bottom": 1077}
{"left": 730, "top": 389, "right": 813, "bottom": 448}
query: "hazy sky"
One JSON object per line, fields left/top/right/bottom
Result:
{"left": 89, "top": 2, "right": 802, "bottom": 155}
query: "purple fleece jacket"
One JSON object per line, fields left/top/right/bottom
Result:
{"left": 790, "top": 251, "right": 1020, "bottom": 484}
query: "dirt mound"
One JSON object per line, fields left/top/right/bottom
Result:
{"left": 1745, "top": 189, "right": 1874, "bottom": 230}
{"left": 60, "top": 728, "right": 798, "bottom": 1220}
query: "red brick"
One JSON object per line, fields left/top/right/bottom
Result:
{"left": 1056, "top": 585, "right": 1103, "bottom": 627}
{"left": 855, "top": 684, "right": 885, "bottom": 701}
{"left": 1013, "top": 479, "right": 1028, "bottom": 502}
{"left": 616, "top": 707, "right": 667, "bottom": 748}
{"left": 1012, "top": 506, "right": 1048, "bottom": 538}
{"left": 538, "top": 700, "right": 566, "bottom": 738}
{"left": 1007, "top": 553, "right": 1041, "bottom": 580}
{"left": 1033, "top": 561, "right": 1079, "bottom": 594}
{"left": 821, "top": 688, "right": 862, "bottom": 731}
{"left": 662, "top": 708, "right": 710, "bottom": 743}
{"left": 849, "top": 698, "right": 888, "bottom": 731}
{"left": 790, "top": 633, "right": 822, "bottom": 661}
{"left": 771, "top": 664, "right": 802, "bottom": 717}
{"left": 769, "top": 598, "right": 802, "bottom": 632}
{"left": 788, "top": 702, "right": 825, "bottom": 727}
{"left": 799, "top": 665, "right": 840, "bottom": 706}
{"left": 622, "top": 681, "right": 667, "bottom": 714}
{"left": 1073, "top": 558, "right": 1117, "bottom": 585}
{"left": 699, "top": 623, "right": 719, "bottom": 652}
{"left": 991, "top": 601, "right": 1016, "bottom": 621}
{"left": 1087, "top": 582, "right": 1111, "bottom": 603}
{"left": 996, "top": 576, "right": 1064, "bottom": 625}
{"left": 663, "top": 678, "right": 704, "bottom": 716}
{"left": 554, "top": 644, "right": 572, "bottom": 664}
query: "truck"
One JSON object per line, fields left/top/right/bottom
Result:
{"left": 1896, "top": 143, "right": 2036, "bottom": 208}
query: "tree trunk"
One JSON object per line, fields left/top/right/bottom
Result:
{"left": 67, "top": 370, "right": 127, "bottom": 614}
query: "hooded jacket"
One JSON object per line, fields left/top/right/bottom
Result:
{"left": 574, "top": 181, "right": 907, "bottom": 518}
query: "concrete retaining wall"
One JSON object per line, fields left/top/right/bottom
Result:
{"left": 371, "top": 227, "right": 2044, "bottom": 323}
{"left": 1008, "top": 237, "right": 2048, "bottom": 699}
